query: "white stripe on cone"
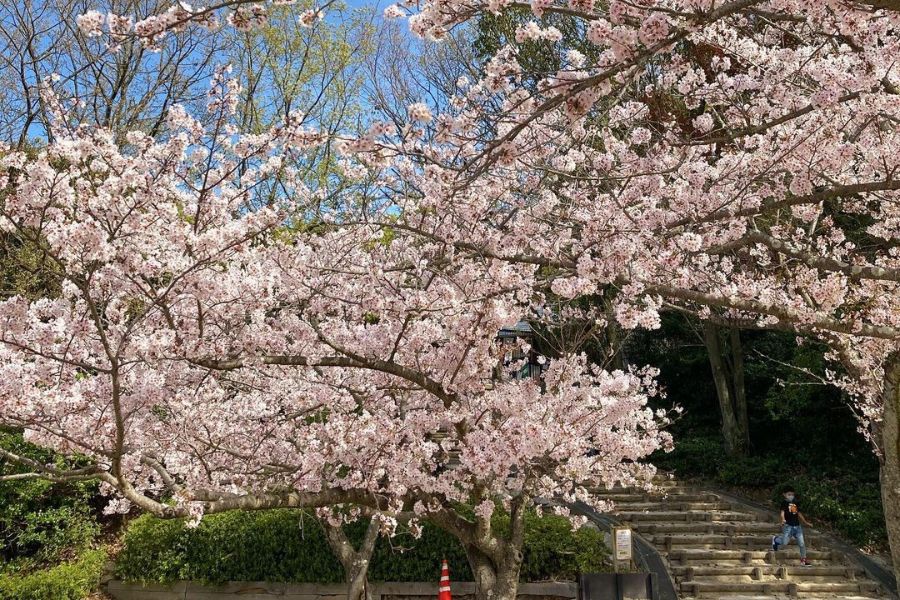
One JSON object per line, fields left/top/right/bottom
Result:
{"left": 439, "top": 560, "right": 451, "bottom": 600}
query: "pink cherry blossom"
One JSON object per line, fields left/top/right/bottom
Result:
{"left": 75, "top": 10, "right": 105, "bottom": 37}
{"left": 407, "top": 102, "right": 433, "bottom": 123}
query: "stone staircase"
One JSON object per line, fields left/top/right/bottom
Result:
{"left": 594, "top": 478, "right": 888, "bottom": 600}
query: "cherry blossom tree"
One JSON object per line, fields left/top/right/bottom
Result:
{"left": 0, "top": 66, "right": 670, "bottom": 600}
{"left": 347, "top": 0, "right": 900, "bottom": 581}
{"left": 6, "top": 0, "right": 900, "bottom": 588}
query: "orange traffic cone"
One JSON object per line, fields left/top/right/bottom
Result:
{"left": 438, "top": 559, "right": 452, "bottom": 600}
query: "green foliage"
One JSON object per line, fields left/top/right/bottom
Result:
{"left": 518, "top": 512, "right": 609, "bottom": 580}
{"left": 744, "top": 333, "right": 838, "bottom": 422}
{"left": 773, "top": 475, "right": 887, "bottom": 548}
{"left": 362, "top": 519, "right": 471, "bottom": 582}
{"left": 653, "top": 434, "right": 885, "bottom": 548}
{"left": 0, "top": 230, "right": 62, "bottom": 301}
{"left": 116, "top": 510, "right": 344, "bottom": 584}
{"left": 224, "top": 2, "right": 376, "bottom": 197}
{"left": 0, "top": 504, "right": 99, "bottom": 572}
{"left": 654, "top": 435, "right": 782, "bottom": 487}
{"left": 473, "top": 8, "right": 598, "bottom": 90}
{"left": 651, "top": 437, "right": 724, "bottom": 479}
{"left": 0, "top": 547, "right": 106, "bottom": 600}
{"left": 715, "top": 455, "right": 784, "bottom": 488}
{"left": 0, "top": 429, "right": 101, "bottom": 573}
{"left": 116, "top": 509, "right": 610, "bottom": 585}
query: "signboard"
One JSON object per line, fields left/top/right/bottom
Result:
{"left": 613, "top": 527, "right": 632, "bottom": 562}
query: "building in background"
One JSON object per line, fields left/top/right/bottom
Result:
{"left": 495, "top": 321, "right": 545, "bottom": 381}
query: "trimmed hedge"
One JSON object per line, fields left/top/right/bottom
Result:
{"left": 0, "top": 548, "right": 106, "bottom": 600}
{"left": 116, "top": 509, "right": 610, "bottom": 584}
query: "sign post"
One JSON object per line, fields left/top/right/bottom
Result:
{"left": 612, "top": 527, "right": 633, "bottom": 573}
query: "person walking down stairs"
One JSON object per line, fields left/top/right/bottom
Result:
{"left": 772, "top": 485, "right": 814, "bottom": 567}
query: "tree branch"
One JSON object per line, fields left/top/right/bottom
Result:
{"left": 711, "top": 230, "right": 900, "bottom": 282}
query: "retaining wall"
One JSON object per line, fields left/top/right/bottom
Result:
{"left": 105, "top": 580, "right": 578, "bottom": 600}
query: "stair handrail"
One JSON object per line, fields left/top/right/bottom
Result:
{"left": 570, "top": 500, "right": 679, "bottom": 600}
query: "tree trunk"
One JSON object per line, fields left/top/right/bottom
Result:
{"left": 323, "top": 517, "right": 380, "bottom": 600}
{"left": 606, "top": 319, "right": 627, "bottom": 371}
{"left": 464, "top": 545, "right": 500, "bottom": 600}
{"left": 464, "top": 543, "right": 523, "bottom": 600}
{"left": 880, "top": 352, "right": 900, "bottom": 588}
{"left": 729, "top": 327, "right": 750, "bottom": 448}
{"left": 463, "top": 500, "right": 526, "bottom": 600}
{"left": 702, "top": 322, "right": 750, "bottom": 456}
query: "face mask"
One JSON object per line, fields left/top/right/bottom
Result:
{"left": 786, "top": 495, "right": 795, "bottom": 502}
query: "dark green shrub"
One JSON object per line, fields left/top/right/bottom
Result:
{"left": 0, "top": 547, "right": 106, "bottom": 600}
{"left": 363, "top": 519, "right": 472, "bottom": 582}
{"left": 651, "top": 436, "right": 724, "bottom": 478}
{"left": 773, "top": 476, "right": 886, "bottom": 548}
{"left": 519, "top": 513, "right": 608, "bottom": 580}
{"left": 656, "top": 437, "right": 781, "bottom": 488}
{"left": 116, "top": 510, "right": 346, "bottom": 584}
{"left": 716, "top": 455, "right": 782, "bottom": 487}
{"left": 116, "top": 509, "right": 610, "bottom": 585}
{"left": 0, "top": 428, "right": 101, "bottom": 573}
{"left": 0, "top": 503, "right": 99, "bottom": 572}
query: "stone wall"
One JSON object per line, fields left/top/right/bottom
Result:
{"left": 104, "top": 580, "right": 578, "bottom": 600}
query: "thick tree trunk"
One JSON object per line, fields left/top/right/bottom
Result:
{"left": 492, "top": 565, "right": 521, "bottom": 600}
{"left": 464, "top": 545, "right": 500, "bottom": 600}
{"left": 729, "top": 327, "right": 750, "bottom": 447}
{"left": 463, "top": 500, "right": 526, "bottom": 600}
{"left": 880, "top": 352, "right": 900, "bottom": 588}
{"left": 464, "top": 544, "right": 523, "bottom": 600}
{"left": 323, "top": 517, "right": 380, "bottom": 600}
{"left": 702, "top": 322, "right": 750, "bottom": 456}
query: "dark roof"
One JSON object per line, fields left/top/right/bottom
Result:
{"left": 497, "top": 320, "right": 533, "bottom": 338}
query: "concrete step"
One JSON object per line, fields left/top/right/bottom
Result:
{"left": 697, "top": 597, "right": 878, "bottom": 600}
{"left": 649, "top": 534, "right": 824, "bottom": 551}
{"left": 603, "top": 477, "right": 887, "bottom": 599}
{"left": 612, "top": 501, "right": 736, "bottom": 512}
{"left": 597, "top": 492, "right": 721, "bottom": 503}
{"left": 618, "top": 510, "right": 760, "bottom": 523}
{"left": 695, "top": 596, "right": 878, "bottom": 600}
{"left": 680, "top": 580, "right": 880, "bottom": 597}
{"left": 599, "top": 480, "right": 681, "bottom": 493}
{"left": 650, "top": 478, "right": 680, "bottom": 487}
{"left": 634, "top": 522, "right": 786, "bottom": 535}
{"left": 794, "top": 581, "right": 881, "bottom": 594}
{"left": 671, "top": 565, "right": 864, "bottom": 580}
{"left": 668, "top": 549, "right": 839, "bottom": 565}
{"left": 776, "top": 565, "right": 867, "bottom": 581}
{"left": 681, "top": 574, "right": 858, "bottom": 585}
